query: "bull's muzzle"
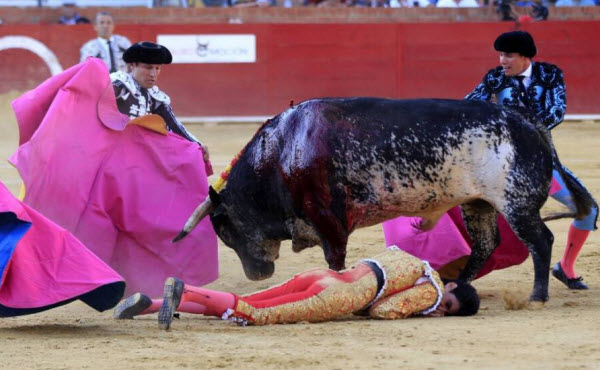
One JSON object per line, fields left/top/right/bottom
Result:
{"left": 241, "top": 258, "right": 275, "bottom": 281}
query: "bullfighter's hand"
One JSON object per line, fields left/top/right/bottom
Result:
{"left": 200, "top": 143, "right": 210, "bottom": 162}
{"left": 424, "top": 308, "right": 445, "bottom": 318}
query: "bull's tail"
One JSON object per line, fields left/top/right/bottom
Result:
{"left": 553, "top": 164, "right": 598, "bottom": 229}
{"left": 542, "top": 212, "right": 576, "bottom": 222}
{"left": 533, "top": 121, "right": 598, "bottom": 229}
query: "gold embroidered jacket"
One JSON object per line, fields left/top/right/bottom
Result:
{"left": 225, "top": 249, "right": 444, "bottom": 326}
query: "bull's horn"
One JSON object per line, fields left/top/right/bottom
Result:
{"left": 172, "top": 198, "right": 214, "bottom": 243}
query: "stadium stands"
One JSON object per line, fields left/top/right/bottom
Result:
{"left": 0, "top": 0, "right": 152, "bottom": 7}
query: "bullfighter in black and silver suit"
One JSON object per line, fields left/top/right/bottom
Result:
{"left": 466, "top": 30, "right": 597, "bottom": 290}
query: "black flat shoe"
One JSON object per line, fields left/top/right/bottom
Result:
{"left": 113, "top": 293, "right": 152, "bottom": 319}
{"left": 552, "top": 262, "right": 589, "bottom": 290}
{"left": 158, "top": 277, "right": 184, "bottom": 330}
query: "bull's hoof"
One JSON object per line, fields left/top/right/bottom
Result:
{"left": 551, "top": 262, "right": 589, "bottom": 290}
{"left": 326, "top": 255, "right": 346, "bottom": 271}
{"left": 328, "top": 262, "right": 346, "bottom": 272}
{"left": 529, "top": 291, "right": 549, "bottom": 303}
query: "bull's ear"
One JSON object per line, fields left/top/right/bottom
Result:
{"left": 208, "top": 186, "right": 221, "bottom": 206}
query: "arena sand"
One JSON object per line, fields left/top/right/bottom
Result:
{"left": 1, "top": 93, "right": 599, "bottom": 369}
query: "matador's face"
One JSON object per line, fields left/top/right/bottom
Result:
{"left": 131, "top": 63, "right": 162, "bottom": 89}
{"left": 499, "top": 52, "right": 531, "bottom": 77}
{"left": 437, "top": 282, "right": 461, "bottom": 316}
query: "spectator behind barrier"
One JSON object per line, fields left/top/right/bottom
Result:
{"left": 232, "top": 0, "right": 274, "bottom": 7}
{"left": 80, "top": 12, "right": 132, "bottom": 73}
{"left": 58, "top": 2, "right": 90, "bottom": 25}
{"left": 555, "top": 0, "right": 596, "bottom": 5}
{"left": 387, "top": 0, "right": 435, "bottom": 6}
{"left": 153, "top": 0, "right": 189, "bottom": 5}
{"left": 437, "top": 0, "right": 479, "bottom": 7}
{"left": 495, "top": 0, "right": 518, "bottom": 21}
{"left": 530, "top": 0, "right": 548, "bottom": 20}
{"left": 200, "top": 0, "right": 230, "bottom": 6}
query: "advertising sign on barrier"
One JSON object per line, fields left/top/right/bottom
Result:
{"left": 157, "top": 34, "right": 256, "bottom": 64}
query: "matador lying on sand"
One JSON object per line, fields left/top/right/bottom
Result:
{"left": 114, "top": 247, "right": 480, "bottom": 329}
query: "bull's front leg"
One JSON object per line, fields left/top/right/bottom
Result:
{"left": 459, "top": 201, "right": 500, "bottom": 282}
{"left": 300, "top": 199, "right": 349, "bottom": 271}
{"left": 308, "top": 210, "right": 348, "bottom": 270}
{"left": 321, "top": 235, "right": 348, "bottom": 271}
{"left": 294, "top": 170, "right": 350, "bottom": 271}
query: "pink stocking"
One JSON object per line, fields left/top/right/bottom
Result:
{"left": 560, "top": 224, "right": 590, "bottom": 278}
{"left": 179, "top": 284, "right": 236, "bottom": 317}
{"left": 137, "top": 298, "right": 227, "bottom": 316}
{"left": 140, "top": 299, "right": 162, "bottom": 315}
{"left": 177, "top": 301, "right": 210, "bottom": 314}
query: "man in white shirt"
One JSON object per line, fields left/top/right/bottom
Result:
{"left": 80, "top": 12, "right": 131, "bottom": 73}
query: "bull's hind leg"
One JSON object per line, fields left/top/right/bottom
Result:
{"left": 458, "top": 200, "right": 500, "bottom": 282}
{"left": 503, "top": 210, "right": 554, "bottom": 302}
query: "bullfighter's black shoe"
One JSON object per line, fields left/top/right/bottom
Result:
{"left": 113, "top": 293, "right": 152, "bottom": 319}
{"left": 158, "top": 277, "right": 184, "bottom": 330}
{"left": 552, "top": 262, "right": 589, "bottom": 290}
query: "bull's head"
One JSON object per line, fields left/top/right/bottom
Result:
{"left": 173, "top": 187, "right": 279, "bottom": 281}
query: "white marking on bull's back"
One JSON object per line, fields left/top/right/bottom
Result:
{"left": 337, "top": 125, "right": 515, "bottom": 221}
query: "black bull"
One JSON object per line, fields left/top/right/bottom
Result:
{"left": 176, "top": 98, "right": 595, "bottom": 302}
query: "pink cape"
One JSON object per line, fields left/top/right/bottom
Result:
{"left": 382, "top": 207, "right": 529, "bottom": 279}
{"left": 382, "top": 179, "right": 562, "bottom": 278}
{"left": 0, "top": 181, "right": 124, "bottom": 316}
{"left": 9, "top": 59, "right": 218, "bottom": 297}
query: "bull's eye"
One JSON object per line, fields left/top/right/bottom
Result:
{"left": 210, "top": 213, "right": 228, "bottom": 229}
{"left": 219, "top": 226, "right": 230, "bottom": 240}
{"left": 216, "top": 221, "right": 233, "bottom": 242}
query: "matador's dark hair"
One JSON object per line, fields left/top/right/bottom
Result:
{"left": 448, "top": 280, "right": 480, "bottom": 317}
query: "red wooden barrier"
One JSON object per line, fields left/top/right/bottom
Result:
{"left": 1, "top": 21, "right": 599, "bottom": 116}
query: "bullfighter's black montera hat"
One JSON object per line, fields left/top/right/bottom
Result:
{"left": 123, "top": 42, "right": 173, "bottom": 64}
{"left": 493, "top": 31, "right": 537, "bottom": 58}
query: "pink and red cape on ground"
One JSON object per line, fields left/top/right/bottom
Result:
{"left": 383, "top": 176, "right": 562, "bottom": 278}
{"left": 0, "top": 180, "right": 124, "bottom": 317}
{"left": 9, "top": 59, "right": 218, "bottom": 297}
{"left": 382, "top": 208, "right": 529, "bottom": 279}
{"left": 383, "top": 172, "right": 559, "bottom": 280}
